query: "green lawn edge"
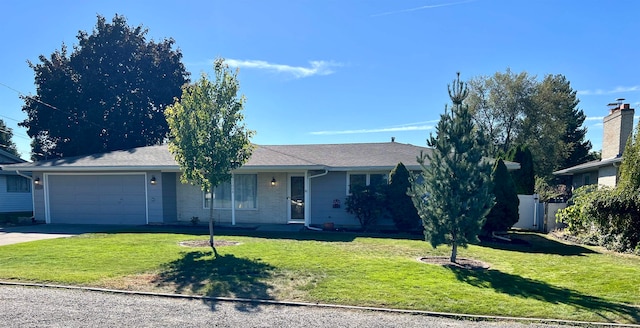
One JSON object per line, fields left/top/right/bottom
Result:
{"left": 0, "top": 228, "right": 638, "bottom": 324}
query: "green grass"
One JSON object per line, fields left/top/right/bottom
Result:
{"left": 0, "top": 228, "right": 638, "bottom": 324}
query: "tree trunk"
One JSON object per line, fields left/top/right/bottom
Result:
{"left": 450, "top": 243, "right": 457, "bottom": 263}
{"left": 209, "top": 195, "right": 219, "bottom": 257}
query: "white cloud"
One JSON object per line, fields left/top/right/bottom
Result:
{"left": 225, "top": 59, "right": 341, "bottom": 78}
{"left": 371, "top": 0, "right": 476, "bottom": 17}
{"left": 577, "top": 85, "right": 640, "bottom": 96}
{"left": 310, "top": 123, "right": 434, "bottom": 135}
{"left": 585, "top": 116, "right": 604, "bottom": 121}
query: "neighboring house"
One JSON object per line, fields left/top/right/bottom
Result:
{"left": 1, "top": 142, "right": 519, "bottom": 228}
{"left": 0, "top": 149, "right": 33, "bottom": 214}
{"left": 554, "top": 102, "right": 635, "bottom": 189}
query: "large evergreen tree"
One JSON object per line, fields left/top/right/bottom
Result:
{"left": 482, "top": 159, "right": 520, "bottom": 236}
{"left": 410, "top": 73, "right": 495, "bottom": 263}
{"left": 165, "top": 58, "right": 253, "bottom": 256}
{"left": 0, "top": 119, "right": 20, "bottom": 157}
{"left": 21, "top": 14, "right": 189, "bottom": 160}
{"left": 527, "top": 74, "right": 593, "bottom": 178}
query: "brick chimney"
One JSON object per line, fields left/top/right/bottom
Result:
{"left": 602, "top": 101, "right": 635, "bottom": 159}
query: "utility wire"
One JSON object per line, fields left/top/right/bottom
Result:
{"left": 0, "top": 81, "right": 134, "bottom": 137}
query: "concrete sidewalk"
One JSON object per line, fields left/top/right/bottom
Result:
{"left": 0, "top": 224, "right": 120, "bottom": 246}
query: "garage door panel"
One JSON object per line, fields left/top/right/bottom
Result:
{"left": 47, "top": 174, "right": 147, "bottom": 225}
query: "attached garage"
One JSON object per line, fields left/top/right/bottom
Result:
{"left": 46, "top": 174, "right": 148, "bottom": 224}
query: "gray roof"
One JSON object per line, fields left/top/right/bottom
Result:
{"left": 1, "top": 142, "right": 520, "bottom": 172}
{"left": 553, "top": 156, "right": 622, "bottom": 176}
{"left": 0, "top": 149, "right": 26, "bottom": 165}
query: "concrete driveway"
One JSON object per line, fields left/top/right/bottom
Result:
{"left": 0, "top": 224, "right": 120, "bottom": 246}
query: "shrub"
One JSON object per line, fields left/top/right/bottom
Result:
{"left": 505, "top": 145, "right": 535, "bottom": 194}
{"left": 556, "top": 185, "right": 640, "bottom": 253}
{"left": 387, "top": 162, "right": 421, "bottom": 232}
{"left": 345, "top": 184, "right": 387, "bottom": 231}
{"left": 482, "top": 159, "right": 519, "bottom": 236}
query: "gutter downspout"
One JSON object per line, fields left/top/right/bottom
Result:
{"left": 305, "top": 169, "right": 329, "bottom": 230}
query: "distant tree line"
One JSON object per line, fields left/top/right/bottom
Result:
{"left": 466, "top": 69, "right": 596, "bottom": 186}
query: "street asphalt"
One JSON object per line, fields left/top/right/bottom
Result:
{"left": 0, "top": 285, "right": 577, "bottom": 328}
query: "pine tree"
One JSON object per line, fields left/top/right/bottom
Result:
{"left": 482, "top": 159, "right": 520, "bottom": 236}
{"left": 410, "top": 73, "right": 495, "bottom": 263}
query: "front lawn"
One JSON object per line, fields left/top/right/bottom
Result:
{"left": 0, "top": 229, "right": 638, "bottom": 324}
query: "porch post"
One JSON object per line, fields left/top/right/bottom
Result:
{"left": 231, "top": 173, "right": 236, "bottom": 226}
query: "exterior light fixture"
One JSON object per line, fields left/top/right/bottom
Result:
{"left": 271, "top": 177, "right": 276, "bottom": 186}
{"left": 150, "top": 176, "right": 157, "bottom": 185}
{"left": 34, "top": 177, "right": 41, "bottom": 185}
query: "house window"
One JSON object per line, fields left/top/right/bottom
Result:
{"left": 6, "top": 175, "right": 31, "bottom": 193}
{"left": 203, "top": 174, "right": 257, "bottom": 209}
{"left": 347, "top": 172, "right": 389, "bottom": 194}
{"left": 583, "top": 175, "right": 590, "bottom": 186}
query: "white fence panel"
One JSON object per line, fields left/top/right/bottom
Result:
{"left": 513, "top": 194, "right": 544, "bottom": 231}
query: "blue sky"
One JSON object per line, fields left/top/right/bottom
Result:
{"left": 1, "top": 0, "right": 639, "bottom": 160}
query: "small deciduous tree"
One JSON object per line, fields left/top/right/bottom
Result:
{"left": 387, "top": 162, "right": 421, "bottom": 232}
{"left": 482, "top": 159, "right": 520, "bottom": 236}
{"left": 410, "top": 73, "right": 495, "bottom": 263}
{"left": 345, "top": 184, "right": 386, "bottom": 231}
{"left": 165, "top": 58, "right": 253, "bottom": 256}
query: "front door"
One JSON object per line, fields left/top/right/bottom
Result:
{"left": 289, "top": 175, "right": 305, "bottom": 222}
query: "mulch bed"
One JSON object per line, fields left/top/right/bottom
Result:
{"left": 179, "top": 240, "right": 240, "bottom": 247}
{"left": 417, "top": 256, "right": 490, "bottom": 270}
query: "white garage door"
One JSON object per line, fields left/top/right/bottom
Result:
{"left": 47, "top": 174, "right": 147, "bottom": 224}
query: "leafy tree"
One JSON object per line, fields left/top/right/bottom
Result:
{"left": 505, "top": 145, "right": 535, "bottom": 194}
{"left": 617, "top": 123, "right": 640, "bottom": 191}
{"left": 21, "top": 14, "right": 189, "bottom": 160}
{"left": 0, "top": 119, "right": 20, "bottom": 157}
{"left": 466, "top": 69, "right": 536, "bottom": 156}
{"left": 345, "top": 184, "right": 387, "bottom": 231}
{"left": 165, "top": 59, "right": 254, "bottom": 256}
{"left": 467, "top": 70, "right": 593, "bottom": 180}
{"left": 410, "top": 73, "right": 495, "bottom": 263}
{"left": 387, "top": 162, "right": 421, "bottom": 232}
{"left": 482, "top": 159, "right": 519, "bottom": 236}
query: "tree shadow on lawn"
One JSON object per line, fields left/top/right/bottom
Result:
{"left": 478, "top": 233, "right": 597, "bottom": 257}
{"left": 449, "top": 267, "right": 640, "bottom": 324}
{"left": 155, "top": 251, "right": 275, "bottom": 312}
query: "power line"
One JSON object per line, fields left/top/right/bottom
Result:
{"left": 0, "top": 127, "right": 30, "bottom": 140}
{"left": 0, "top": 81, "right": 60, "bottom": 111}
{"left": 0, "top": 114, "right": 23, "bottom": 123}
{"left": 0, "top": 81, "right": 131, "bottom": 137}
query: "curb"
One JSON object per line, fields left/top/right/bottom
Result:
{"left": 2, "top": 281, "right": 638, "bottom": 327}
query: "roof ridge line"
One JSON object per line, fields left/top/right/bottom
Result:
{"left": 260, "top": 145, "right": 323, "bottom": 166}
